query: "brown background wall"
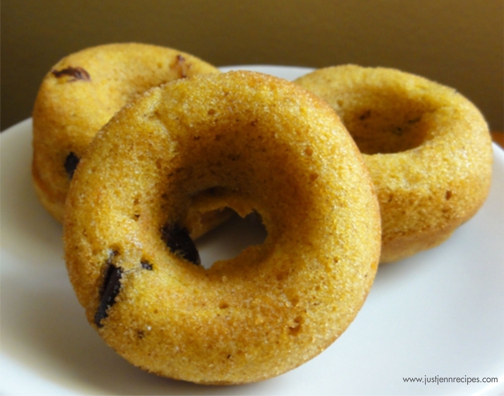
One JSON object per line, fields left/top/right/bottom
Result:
{"left": 2, "top": 0, "right": 503, "bottom": 131}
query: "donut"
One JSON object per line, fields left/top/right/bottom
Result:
{"left": 63, "top": 71, "right": 381, "bottom": 384}
{"left": 32, "top": 43, "right": 229, "bottom": 237}
{"left": 295, "top": 65, "right": 493, "bottom": 263}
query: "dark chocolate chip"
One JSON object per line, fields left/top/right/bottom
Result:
{"left": 392, "top": 126, "right": 404, "bottom": 136}
{"left": 141, "top": 260, "right": 153, "bottom": 270}
{"left": 94, "top": 262, "right": 123, "bottom": 328}
{"left": 64, "top": 152, "right": 80, "bottom": 179}
{"left": 52, "top": 66, "right": 91, "bottom": 81}
{"left": 161, "top": 223, "right": 200, "bottom": 265}
{"left": 359, "top": 110, "right": 371, "bottom": 120}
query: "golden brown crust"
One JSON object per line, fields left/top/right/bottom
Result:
{"left": 32, "top": 43, "right": 220, "bottom": 224}
{"left": 64, "top": 71, "right": 381, "bottom": 384}
{"left": 295, "top": 65, "right": 493, "bottom": 263}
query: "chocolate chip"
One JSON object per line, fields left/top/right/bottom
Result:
{"left": 64, "top": 152, "right": 80, "bottom": 179}
{"left": 392, "top": 126, "right": 404, "bottom": 136}
{"left": 52, "top": 66, "right": 91, "bottom": 81}
{"left": 141, "top": 260, "right": 153, "bottom": 270}
{"left": 161, "top": 223, "right": 200, "bottom": 265}
{"left": 94, "top": 261, "right": 123, "bottom": 328}
{"left": 359, "top": 110, "right": 371, "bottom": 120}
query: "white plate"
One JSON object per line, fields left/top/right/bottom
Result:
{"left": 1, "top": 66, "right": 503, "bottom": 396}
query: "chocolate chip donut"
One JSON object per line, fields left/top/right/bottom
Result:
{"left": 32, "top": 43, "right": 226, "bottom": 236}
{"left": 295, "top": 65, "right": 493, "bottom": 263}
{"left": 63, "top": 71, "right": 381, "bottom": 384}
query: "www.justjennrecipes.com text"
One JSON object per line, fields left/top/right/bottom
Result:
{"left": 403, "top": 375, "right": 499, "bottom": 385}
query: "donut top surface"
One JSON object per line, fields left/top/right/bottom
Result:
{"left": 64, "top": 70, "right": 381, "bottom": 384}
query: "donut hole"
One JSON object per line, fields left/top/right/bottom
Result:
{"left": 196, "top": 210, "right": 268, "bottom": 270}
{"left": 342, "top": 107, "right": 429, "bottom": 154}
{"left": 335, "top": 96, "right": 433, "bottom": 155}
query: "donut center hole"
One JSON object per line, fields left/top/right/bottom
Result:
{"left": 340, "top": 104, "right": 430, "bottom": 154}
{"left": 196, "top": 211, "right": 268, "bottom": 269}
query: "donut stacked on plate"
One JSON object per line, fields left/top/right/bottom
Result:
{"left": 32, "top": 44, "right": 492, "bottom": 384}
{"left": 32, "top": 43, "right": 232, "bottom": 238}
{"left": 294, "top": 65, "right": 493, "bottom": 263}
{"left": 63, "top": 70, "right": 381, "bottom": 384}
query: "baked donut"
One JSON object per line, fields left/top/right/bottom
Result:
{"left": 295, "top": 65, "right": 493, "bottom": 263}
{"left": 32, "top": 43, "right": 227, "bottom": 236}
{"left": 63, "top": 71, "right": 381, "bottom": 384}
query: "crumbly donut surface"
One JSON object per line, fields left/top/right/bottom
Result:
{"left": 32, "top": 43, "right": 220, "bottom": 224}
{"left": 295, "top": 65, "right": 493, "bottom": 263}
{"left": 64, "top": 71, "right": 381, "bottom": 384}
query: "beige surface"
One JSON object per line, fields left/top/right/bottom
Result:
{"left": 2, "top": 0, "right": 503, "bottom": 132}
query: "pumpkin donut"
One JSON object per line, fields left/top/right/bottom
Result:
{"left": 32, "top": 43, "right": 228, "bottom": 236}
{"left": 295, "top": 65, "right": 493, "bottom": 263}
{"left": 63, "top": 71, "right": 381, "bottom": 384}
